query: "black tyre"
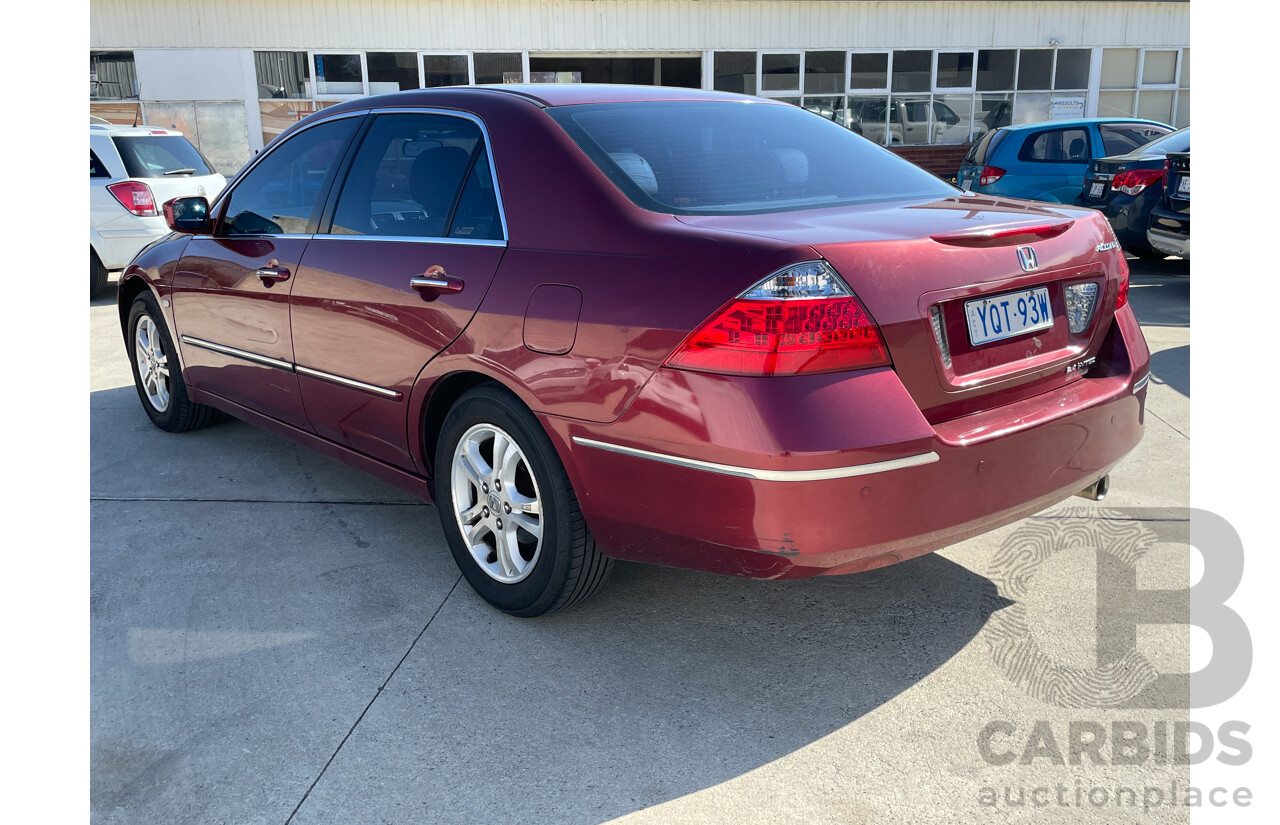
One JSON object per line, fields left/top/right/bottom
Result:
{"left": 127, "top": 291, "right": 219, "bottom": 433}
{"left": 91, "top": 249, "right": 109, "bottom": 299}
{"left": 434, "top": 384, "right": 612, "bottom": 617}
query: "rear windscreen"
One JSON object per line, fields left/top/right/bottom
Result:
{"left": 548, "top": 101, "right": 956, "bottom": 215}
{"left": 111, "top": 135, "right": 215, "bottom": 178}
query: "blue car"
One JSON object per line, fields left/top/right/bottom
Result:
{"left": 956, "top": 118, "right": 1173, "bottom": 203}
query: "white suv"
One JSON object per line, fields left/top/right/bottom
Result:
{"left": 90, "top": 123, "right": 226, "bottom": 297}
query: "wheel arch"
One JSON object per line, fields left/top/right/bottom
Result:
{"left": 415, "top": 369, "right": 506, "bottom": 479}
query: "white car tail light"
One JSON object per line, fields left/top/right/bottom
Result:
{"left": 1064, "top": 283, "right": 1099, "bottom": 333}
{"left": 107, "top": 181, "right": 158, "bottom": 217}
{"left": 664, "top": 261, "right": 890, "bottom": 376}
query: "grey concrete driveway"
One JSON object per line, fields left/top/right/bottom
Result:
{"left": 91, "top": 257, "right": 1192, "bottom": 824}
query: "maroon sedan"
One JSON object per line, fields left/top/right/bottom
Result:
{"left": 119, "top": 85, "right": 1149, "bottom": 616}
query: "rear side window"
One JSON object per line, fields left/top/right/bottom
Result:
{"left": 964, "top": 129, "right": 1000, "bottom": 165}
{"left": 1019, "top": 128, "right": 1091, "bottom": 163}
{"left": 329, "top": 112, "right": 500, "bottom": 240}
{"left": 1099, "top": 122, "right": 1175, "bottom": 156}
{"left": 221, "top": 117, "right": 359, "bottom": 236}
{"left": 90, "top": 150, "right": 111, "bottom": 178}
{"left": 549, "top": 100, "right": 955, "bottom": 215}
{"left": 111, "top": 135, "right": 215, "bottom": 178}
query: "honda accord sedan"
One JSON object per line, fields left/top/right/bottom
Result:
{"left": 118, "top": 85, "right": 1149, "bottom": 616}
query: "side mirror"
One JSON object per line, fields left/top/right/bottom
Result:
{"left": 163, "top": 196, "right": 210, "bottom": 234}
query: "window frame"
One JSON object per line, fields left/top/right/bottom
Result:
{"left": 846, "top": 49, "right": 891, "bottom": 93}
{"left": 1016, "top": 126, "right": 1094, "bottom": 165}
{"left": 757, "top": 50, "right": 804, "bottom": 96}
{"left": 933, "top": 50, "right": 977, "bottom": 93}
{"left": 314, "top": 108, "right": 510, "bottom": 246}
{"left": 419, "top": 51, "right": 474, "bottom": 88}
{"left": 213, "top": 111, "right": 367, "bottom": 239}
{"left": 308, "top": 50, "right": 370, "bottom": 100}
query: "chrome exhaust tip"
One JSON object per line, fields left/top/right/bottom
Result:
{"left": 1075, "top": 474, "right": 1110, "bottom": 501}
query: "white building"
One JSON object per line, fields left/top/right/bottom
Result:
{"left": 89, "top": 0, "right": 1190, "bottom": 175}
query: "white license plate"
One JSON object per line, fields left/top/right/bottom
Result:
{"left": 965, "top": 287, "right": 1054, "bottom": 346}
{"left": 1178, "top": 176, "right": 1191, "bottom": 194}
{"left": 1089, "top": 182, "right": 1105, "bottom": 198}
{"left": 960, "top": 177, "right": 973, "bottom": 191}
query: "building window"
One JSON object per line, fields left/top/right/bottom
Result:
{"left": 760, "top": 52, "right": 801, "bottom": 92}
{"left": 891, "top": 50, "right": 931, "bottom": 93}
{"left": 90, "top": 51, "right": 137, "bottom": 99}
{"left": 803, "top": 51, "right": 845, "bottom": 94}
{"left": 713, "top": 52, "right": 756, "bottom": 94}
{"left": 422, "top": 54, "right": 469, "bottom": 87}
{"left": 474, "top": 53, "right": 523, "bottom": 84}
{"left": 254, "top": 51, "right": 310, "bottom": 99}
{"left": 311, "top": 52, "right": 365, "bottom": 97}
{"left": 849, "top": 52, "right": 889, "bottom": 90}
{"left": 367, "top": 52, "right": 419, "bottom": 93}
{"left": 1099, "top": 47, "right": 1187, "bottom": 126}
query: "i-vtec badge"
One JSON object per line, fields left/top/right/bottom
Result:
{"left": 1095, "top": 241, "right": 1119, "bottom": 252}
{"left": 1065, "top": 356, "right": 1097, "bottom": 374}
{"left": 1016, "top": 245, "right": 1038, "bottom": 272}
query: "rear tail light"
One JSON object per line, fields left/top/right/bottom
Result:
{"left": 664, "top": 261, "right": 891, "bottom": 376}
{"left": 979, "top": 166, "right": 1005, "bottom": 186}
{"left": 106, "top": 181, "right": 158, "bottom": 217}
{"left": 1111, "top": 167, "right": 1166, "bottom": 196}
{"left": 929, "top": 305, "right": 952, "bottom": 369}
{"left": 1064, "top": 283, "right": 1100, "bottom": 333}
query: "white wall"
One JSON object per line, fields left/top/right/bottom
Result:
{"left": 93, "top": 1, "right": 1190, "bottom": 52}
{"left": 134, "top": 49, "right": 249, "bottom": 101}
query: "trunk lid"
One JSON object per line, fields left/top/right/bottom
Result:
{"left": 1164, "top": 152, "right": 1191, "bottom": 214}
{"left": 676, "top": 195, "right": 1123, "bottom": 423}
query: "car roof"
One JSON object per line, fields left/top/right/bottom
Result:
{"left": 995, "top": 117, "right": 1171, "bottom": 133}
{"left": 322, "top": 83, "right": 768, "bottom": 114}
{"left": 90, "top": 123, "right": 185, "bottom": 137}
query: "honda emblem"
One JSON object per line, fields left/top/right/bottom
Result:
{"left": 1016, "top": 245, "right": 1039, "bottom": 272}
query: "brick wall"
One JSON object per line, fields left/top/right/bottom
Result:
{"left": 889, "top": 144, "right": 974, "bottom": 181}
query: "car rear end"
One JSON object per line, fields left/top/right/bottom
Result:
{"left": 90, "top": 126, "right": 227, "bottom": 269}
{"left": 956, "top": 127, "right": 1010, "bottom": 194}
{"left": 538, "top": 97, "right": 1149, "bottom": 579}
{"left": 1076, "top": 154, "right": 1169, "bottom": 251}
{"left": 1147, "top": 152, "right": 1190, "bottom": 258}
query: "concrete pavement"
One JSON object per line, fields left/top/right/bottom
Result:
{"left": 91, "top": 256, "right": 1192, "bottom": 824}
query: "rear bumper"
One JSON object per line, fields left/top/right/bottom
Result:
{"left": 540, "top": 306, "right": 1150, "bottom": 580}
{"left": 1147, "top": 205, "right": 1189, "bottom": 259}
{"left": 92, "top": 219, "right": 169, "bottom": 269}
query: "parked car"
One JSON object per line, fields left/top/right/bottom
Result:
{"left": 956, "top": 118, "right": 1173, "bottom": 203}
{"left": 91, "top": 122, "right": 226, "bottom": 297}
{"left": 1147, "top": 151, "right": 1190, "bottom": 259}
{"left": 1074, "top": 127, "right": 1189, "bottom": 258}
{"left": 846, "top": 98, "right": 965, "bottom": 145}
{"left": 119, "top": 85, "right": 1149, "bottom": 616}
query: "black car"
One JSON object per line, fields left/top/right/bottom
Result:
{"left": 1147, "top": 151, "right": 1190, "bottom": 259}
{"left": 1075, "top": 127, "right": 1190, "bottom": 258}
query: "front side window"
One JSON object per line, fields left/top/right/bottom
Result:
{"left": 1019, "top": 128, "right": 1091, "bottom": 163}
{"left": 221, "top": 117, "right": 359, "bottom": 236}
{"left": 549, "top": 100, "right": 955, "bottom": 216}
{"left": 329, "top": 113, "right": 498, "bottom": 239}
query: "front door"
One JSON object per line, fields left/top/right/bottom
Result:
{"left": 170, "top": 114, "right": 361, "bottom": 430}
{"left": 290, "top": 111, "right": 507, "bottom": 470}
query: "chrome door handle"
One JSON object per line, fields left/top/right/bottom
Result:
{"left": 410, "top": 265, "right": 464, "bottom": 300}
{"left": 255, "top": 263, "right": 290, "bottom": 284}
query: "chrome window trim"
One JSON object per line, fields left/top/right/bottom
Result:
{"left": 313, "top": 107, "right": 510, "bottom": 243}
{"left": 295, "top": 365, "right": 402, "bottom": 400}
{"left": 179, "top": 336, "right": 294, "bottom": 372}
{"left": 571, "top": 437, "right": 940, "bottom": 482}
{"left": 315, "top": 234, "right": 506, "bottom": 248}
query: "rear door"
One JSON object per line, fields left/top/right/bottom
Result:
{"left": 1014, "top": 125, "right": 1092, "bottom": 202}
{"left": 170, "top": 114, "right": 362, "bottom": 429}
{"left": 289, "top": 111, "right": 507, "bottom": 470}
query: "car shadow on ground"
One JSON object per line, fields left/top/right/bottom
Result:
{"left": 1124, "top": 256, "right": 1189, "bottom": 328}
{"left": 90, "top": 383, "right": 1007, "bottom": 824}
